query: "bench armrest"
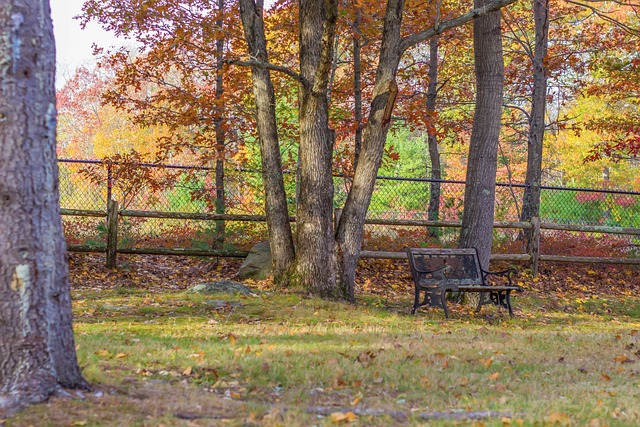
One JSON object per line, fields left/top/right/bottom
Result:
{"left": 481, "top": 267, "right": 521, "bottom": 290}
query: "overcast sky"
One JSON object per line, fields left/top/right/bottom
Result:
{"left": 50, "top": 0, "right": 124, "bottom": 86}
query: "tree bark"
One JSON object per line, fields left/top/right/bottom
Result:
{"left": 213, "top": 0, "right": 226, "bottom": 250}
{"left": 426, "top": 36, "right": 442, "bottom": 237}
{"left": 239, "top": 0, "right": 296, "bottom": 285}
{"left": 353, "top": 5, "right": 363, "bottom": 167}
{"left": 0, "top": 0, "right": 87, "bottom": 415}
{"left": 296, "top": 0, "right": 339, "bottom": 297}
{"left": 336, "top": 0, "right": 404, "bottom": 301}
{"left": 520, "top": 0, "right": 549, "bottom": 246}
{"left": 458, "top": 1, "right": 505, "bottom": 270}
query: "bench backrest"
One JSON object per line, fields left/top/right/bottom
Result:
{"left": 404, "top": 247, "right": 484, "bottom": 286}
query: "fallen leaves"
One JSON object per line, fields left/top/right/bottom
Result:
{"left": 547, "top": 412, "right": 572, "bottom": 426}
{"left": 227, "top": 333, "right": 237, "bottom": 346}
{"left": 356, "top": 350, "right": 379, "bottom": 367}
{"left": 614, "top": 355, "right": 635, "bottom": 364}
{"left": 330, "top": 411, "right": 358, "bottom": 423}
{"left": 588, "top": 418, "right": 608, "bottom": 427}
{"left": 481, "top": 358, "right": 493, "bottom": 368}
{"left": 68, "top": 253, "right": 245, "bottom": 293}
{"left": 350, "top": 393, "right": 363, "bottom": 406}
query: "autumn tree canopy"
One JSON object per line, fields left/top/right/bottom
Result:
{"left": 71, "top": 0, "right": 640, "bottom": 298}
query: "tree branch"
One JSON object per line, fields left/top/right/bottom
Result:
{"left": 225, "top": 58, "right": 302, "bottom": 82}
{"left": 504, "top": 103, "right": 532, "bottom": 121}
{"left": 400, "top": 0, "right": 520, "bottom": 53}
{"left": 565, "top": 0, "right": 640, "bottom": 35}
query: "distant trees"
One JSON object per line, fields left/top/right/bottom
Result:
{"left": 0, "top": 0, "right": 87, "bottom": 414}
{"left": 76, "top": 0, "right": 640, "bottom": 298}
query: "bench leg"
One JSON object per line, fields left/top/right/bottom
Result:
{"left": 440, "top": 289, "right": 450, "bottom": 319}
{"left": 506, "top": 290, "right": 514, "bottom": 317}
{"left": 412, "top": 287, "right": 420, "bottom": 314}
{"left": 474, "top": 292, "right": 485, "bottom": 313}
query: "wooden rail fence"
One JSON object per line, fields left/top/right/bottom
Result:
{"left": 62, "top": 201, "right": 640, "bottom": 276}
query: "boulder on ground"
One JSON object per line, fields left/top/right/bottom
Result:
{"left": 236, "top": 241, "right": 272, "bottom": 280}
{"left": 187, "top": 280, "right": 257, "bottom": 296}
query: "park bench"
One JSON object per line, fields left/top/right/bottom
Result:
{"left": 404, "top": 247, "right": 522, "bottom": 318}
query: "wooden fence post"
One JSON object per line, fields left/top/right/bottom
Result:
{"left": 529, "top": 216, "right": 541, "bottom": 277}
{"left": 106, "top": 199, "right": 118, "bottom": 269}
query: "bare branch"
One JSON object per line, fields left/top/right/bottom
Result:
{"left": 400, "top": 0, "right": 521, "bottom": 53}
{"left": 225, "top": 58, "right": 302, "bottom": 82}
{"left": 504, "top": 103, "right": 532, "bottom": 121}
{"left": 565, "top": 0, "right": 640, "bottom": 35}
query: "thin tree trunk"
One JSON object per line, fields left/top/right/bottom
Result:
{"left": 0, "top": 0, "right": 88, "bottom": 415}
{"left": 353, "top": 6, "right": 363, "bottom": 167}
{"left": 336, "top": 0, "right": 404, "bottom": 301}
{"left": 214, "top": 0, "right": 226, "bottom": 250}
{"left": 239, "top": 0, "right": 296, "bottom": 285}
{"left": 327, "top": 36, "right": 340, "bottom": 107}
{"left": 521, "top": 0, "right": 549, "bottom": 245}
{"left": 426, "top": 36, "right": 441, "bottom": 237}
{"left": 296, "top": 0, "right": 339, "bottom": 297}
{"left": 458, "top": 1, "right": 505, "bottom": 270}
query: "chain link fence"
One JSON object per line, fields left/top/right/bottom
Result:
{"left": 58, "top": 159, "right": 640, "bottom": 257}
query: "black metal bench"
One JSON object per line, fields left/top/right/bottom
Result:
{"left": 404, "top": 247, "right": 522, "bottom": 318}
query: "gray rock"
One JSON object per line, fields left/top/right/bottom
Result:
{"left": 187, "top": 280, "right": 257, "bottom": 296}
{"left": 236, "top": 241, "right": 272, "bottom": 280}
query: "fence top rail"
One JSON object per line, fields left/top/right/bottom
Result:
{"left": 57, "top": 158, "right": 640, "bottom": 196}
{"left": 57, "top": 158, "right": 215, "bottom": 171}
{"left": 373, "top": 175, "right": 640, "bottom": 196}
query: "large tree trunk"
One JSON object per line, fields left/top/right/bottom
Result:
{"left": 458, "top": 2, "right": 505, "bottom": 270}
{"left": 426, "top": 36, "right": 442, "bottom": 237}
{"left": 0, "top": 0, "right": 88, "bottom": 415}
{"left": 336, "top": 0, "right": 403, "bottom": 301}
{"left": 296, "top": 0, "right": 339, "bottom": 297}
{"left": 214, "top": 0, "right": 226, "bottom": 250}
{"left": 520, "top": 0, "right": 549, "bottom": 244}
{"left": 239, "top": 0, "right": 296, "bottom": 285}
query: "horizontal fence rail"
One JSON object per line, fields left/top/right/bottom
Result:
{"left": 58, "top": 159, "right": 640, "bottom": 273}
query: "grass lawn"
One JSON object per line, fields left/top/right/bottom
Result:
{"left": 5, "top": 255, "right": 640, "bottom": 426}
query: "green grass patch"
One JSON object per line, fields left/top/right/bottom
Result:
{"left": 7, "top": 288, "right": 640, "bottom": 426}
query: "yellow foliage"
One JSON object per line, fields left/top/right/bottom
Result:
{"left": 554, "top": 97, "right": 639, "bottom": 190}
{"left": 91, "top": 105, "right": 171, "bottom": 159}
